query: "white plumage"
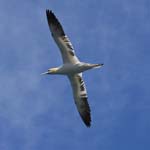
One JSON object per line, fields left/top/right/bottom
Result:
{"left": 42, "top": 10, "right": 103, "bottom": 127}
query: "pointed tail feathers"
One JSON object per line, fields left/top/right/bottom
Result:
{"left": 90, "top": 63, "right": 104, "bottom": 68}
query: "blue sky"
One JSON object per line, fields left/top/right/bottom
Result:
{"left": 0, "top": 0, "right": 150, "bottom": 149}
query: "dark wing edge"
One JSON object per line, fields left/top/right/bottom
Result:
{"left": 78, "top": 97, "right": 91, "bottom": 127}
{"left": 46, "top": 9, "right": 80, "bottom": 64}
{"left": 68, "top": 74, "right": 91, "bottom": 127}
{"left": 46, "top": 9, "right": 65, "bottom": 36}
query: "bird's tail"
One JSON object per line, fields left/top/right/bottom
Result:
{"left": 90, "top": 63, "right": 104, "bottom": 68}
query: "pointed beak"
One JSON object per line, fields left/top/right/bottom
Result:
{"left": 41, "top": 71, "right": 49, "bottom": 75}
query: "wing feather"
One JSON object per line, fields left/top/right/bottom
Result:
{"left": 46, "top": 10, "right": 80, "bottom": 64}
{"left": 68, "top": 74, "right": 91, "bottom": 127}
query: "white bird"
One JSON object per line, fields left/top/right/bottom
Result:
{"left": 42, "top": 10, "right": 104, "bottom": 127}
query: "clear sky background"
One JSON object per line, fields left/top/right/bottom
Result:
{"left": 0, "top": 0, "right": 150, "bottom": 150}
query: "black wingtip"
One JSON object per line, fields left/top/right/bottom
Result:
{"left": 79, "top": 108, "right": 91, "bottom": 128}
{"left": 46, "top": 9, "right": 55, "bottom": 21}
{"left": 46, "top": 9, "right": 53, "bottom": 15}
{"left": 83, "top": 116, "right": 91, "bottom": 128}
{"left": 46, "top": 9, "right": 65, "bottom": 36}
{"left": 86, "top": 122, "right": 91, "bottom": 128}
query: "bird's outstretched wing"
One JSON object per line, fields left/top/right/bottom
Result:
{"left": 46, "top": 10, "right": 80, "bottom": 64}
{"left": 68, "top": 74, "right": 91, "bottom": 127}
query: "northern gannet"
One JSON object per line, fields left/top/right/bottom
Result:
{"left": 42, "top": 10, "right": 104, "bottom": 127}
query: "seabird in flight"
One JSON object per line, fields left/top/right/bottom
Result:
{"left": 42, "top": 10, "right": 104, "bottom": 127}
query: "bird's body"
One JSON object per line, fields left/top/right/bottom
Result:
{"left": 43, "top": 63, "right": 102, "bottom": 75}
{"left": 42, "top": 10, "right": 103, "bottom": 127}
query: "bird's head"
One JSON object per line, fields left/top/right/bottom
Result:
{"left": 41, "top": 67, "right": 58, "bottom": 75}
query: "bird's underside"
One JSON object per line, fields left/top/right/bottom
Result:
{"left": 45, "top": 10, "right": 103, "bottom": 127}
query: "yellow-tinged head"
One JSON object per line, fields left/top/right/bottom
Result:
{"left": 41, "top": 68, "right": 59, "bottom": 75}
{"left": 48, "top": 68, "right": 59, "bottom": 73}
